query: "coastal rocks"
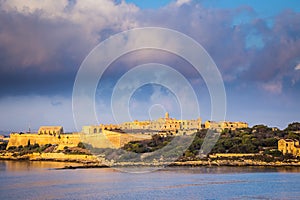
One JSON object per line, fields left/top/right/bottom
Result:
{"left": 1, "top": 152, "right": 300, "bottom": 167}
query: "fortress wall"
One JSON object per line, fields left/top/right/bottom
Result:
{"left": 103, "top": 130, "right": 121, "bottom": 148}
{"left": 80, "top": 133, "right": 116, "bottom": 149}
{"left": 81, "top": 130, "right": 152, "bottom": 149}
{"left": 7, "top": 131, "right": 153, "bottom": 150}
{"left": 102, "top": 130, "right": 151, "bottom": 148}
{"left": 7, "top": 133, "right": 81, "bottom": 149}
{"left": 59, "top": 134, "right": 81, "bottom": 146}
{"left": 7, "top": 134, "right": 57, "bottom": 149}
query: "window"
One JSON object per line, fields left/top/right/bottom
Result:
{"left": 94, "top": 128, "right": 97, "bottom": 133}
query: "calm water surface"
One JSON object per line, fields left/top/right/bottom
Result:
{"left": 0, "top": 161, "right": 300, "bottom": 200}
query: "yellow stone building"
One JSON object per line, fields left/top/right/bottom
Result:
{"left": 221, "top": 121, "right": 248, "bottom": 130}
{"left": 119, "top": 112, "right": 202, "bottom": 134}
{"left": 204, "top": 120, "right": 248, "bottom": 131}
{"left": 7, "top": 125, "right": 152, "bottom": 150}
{"left": 6, "top": 115, "right": 249, "bottom": 150}
{"left": 82, "top": 125, "right": 102, "bottom": 134}
{"left": 278, "top": 139, "right": 300, "bottom": 156}
{"left": 204, "top": 121, "right": 221, "bottom": 130}
{"left": 83, "top": 113, "right": 247, "bottom": 136}
{"left": 38, "top": 126, "right": 63, "bottom": 135}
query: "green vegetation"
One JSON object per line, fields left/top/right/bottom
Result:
{"left": 210, "top": 126, "right": 278, "bottom": 154}
{"left": 77, "top": 142, "right": 86, "bottom": 149}
{"left": 3, "top": 122, "right": 300, "bottom": 163}
{"left": 121, "top": 123, "right": 300, "bottom": 161}
{"left": 6, "top": 143, "right": 53, "bottom": 156}
{"left": 62, "top": 145, "right": 91, "bottom": 155}
{"left": 123, "top": 135, "right": 173, "bottom": 153}
{"left": 285, "top": 122, "right": 300, "bottom": 132}
{"left": 4, "top": 142, "right": 91, "bottom": 156}
{"left": 0, "top": 142, "right": 8, "bottom": 150}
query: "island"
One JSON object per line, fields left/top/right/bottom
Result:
{"left": 1, "top": 113, "right": 300, "bottom": 168}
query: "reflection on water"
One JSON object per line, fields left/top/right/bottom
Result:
{"left": 1, "top": 161, "right": 300, "bottom": 200}
{"left": 0, "top": 160, "right": 84, "bottom": 172}
{"left": 161, "top": 165, "right": 300, "bottom": 174}
{"left": 2, "top": 160, "right": 300, "bottom": 174}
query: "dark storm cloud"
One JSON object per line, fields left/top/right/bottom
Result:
{"left": 0, "top": 10, "right": 93, "bottom": 97}
{"left": 237, "top": 10, "right": 300, "bottom": 93}
{"left": 0, "top": 67, "right": 75, "bottom": 97}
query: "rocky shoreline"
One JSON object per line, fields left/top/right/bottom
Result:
{"left": 0, "top": 152, "right": 101, "bottom": 164}
{"left": 1, "top": 152, "right": 300, "bottom": 168}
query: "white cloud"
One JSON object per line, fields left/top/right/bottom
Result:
{"left": 0, "top": 0, "right": 68, "bottom": 15}
{"left": 175, "top": 0, "right": 191, "bottom": 7}
{"left": 0, "top": 0, "right": 139, "bottom": 40}
{"left": 261, "top": 81, "right": 282, "bottom": 94}
{"left": 294, "top": 63, "right": 300, "bottom": 70}
{"left": 0, "top": 0, "right": 140, "bottom": 70}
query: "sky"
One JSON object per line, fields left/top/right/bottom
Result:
{"left": 0, "top": 0, "right": 300, "bottom": 132}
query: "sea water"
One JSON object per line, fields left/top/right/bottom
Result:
{"left": 0, "top": 161, "right": 300, "bottom": 200}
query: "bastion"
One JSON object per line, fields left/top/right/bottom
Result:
{"left": 7, "top": 127, "right": 151, "bottom": 150}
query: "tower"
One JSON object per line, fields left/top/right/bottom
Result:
{"left": 165, "top": 112, "right": 169, "bottom": 119}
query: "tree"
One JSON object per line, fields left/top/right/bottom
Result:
{"left": 0, "top": 142, "right": 7, "bottom": 150}
{"left": 262, "top": 138, "right": 278, "bottom": 147}
{"left": 285, "top": 122, "right": 300, "bottom": 132}
{"left": 77, "top": 142, "right": 86, "bottom": 149}
{"left": 286, "top": 132, "right": 300, "bottom": 140}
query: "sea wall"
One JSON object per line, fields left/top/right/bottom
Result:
{"left": 210, "top": 153, "right": 258, "bottom": 158}
{"left": 81, "top": 130, "right": 152, "bottom": 149}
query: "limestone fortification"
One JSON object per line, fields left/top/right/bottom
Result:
{"left": 7, "top": 133, "right": 81, "bottom": 150}
{"left": 80, "top": 130, "right": 151, "bottom": 149}
{"left": 7, "top": 129, "right": 151, "bottom": 150}
{"left": 6, "top": 113, "right": 248, "bottom": 150}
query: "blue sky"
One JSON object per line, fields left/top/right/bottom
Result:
{"left": 125, "top": 0, "right": 172, "bottom": 9}
{"left": 127, "top": 0, "right": 300, "bottom": 13}
{"left": 0, "top": 0, "right": 300, "bottom": 132}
